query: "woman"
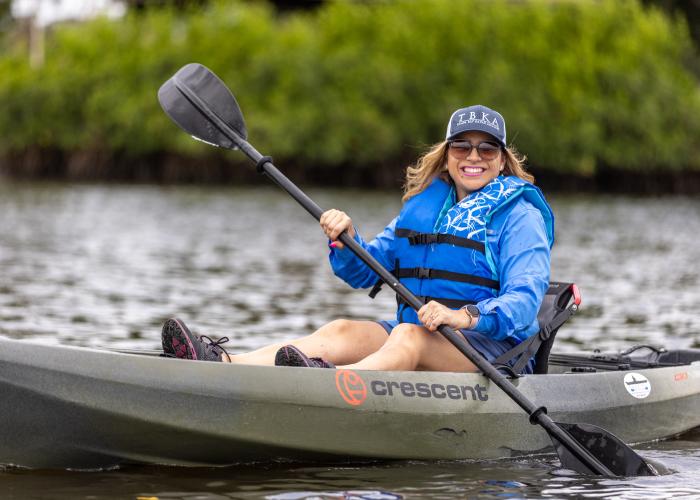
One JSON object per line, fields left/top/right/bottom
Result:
{"left": 162, "top": 104, "right": 554, "bottom": 374}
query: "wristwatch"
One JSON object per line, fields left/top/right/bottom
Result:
{"left": 464, "top": 304, "right": 480, "bottom": 325}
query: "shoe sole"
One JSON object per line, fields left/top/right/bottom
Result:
{"left": 162, "top": 318, "right": 198, "bottom": 360}
{"left": 275, "top": 345, "right": 311, "bottom": 367}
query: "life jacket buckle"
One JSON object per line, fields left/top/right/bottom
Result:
{"left": 423, "top": 234, "right": 438, "bottom": 244}
{"left": 409, "top": 233, "right": 438, "bottom": 245}
{"left": 417, "top": 267, "right": 432, "bottom": 279}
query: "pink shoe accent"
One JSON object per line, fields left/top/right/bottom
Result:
{"left": 174, "top": 318, "right": 198, "bottom": 360}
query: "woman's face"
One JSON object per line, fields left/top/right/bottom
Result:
{"left": 446, "top": 130, "right": 505, "bottom": 199}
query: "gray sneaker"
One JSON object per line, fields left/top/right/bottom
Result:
{"left": 161, "top": 318, "right": 230, "bottom": 362}
{"left": 275, "top": 345, "right": 335, "bottom": 368}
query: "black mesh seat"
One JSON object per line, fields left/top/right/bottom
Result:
{"left": 533, "top": 282, "right": 580, "bottom": 373}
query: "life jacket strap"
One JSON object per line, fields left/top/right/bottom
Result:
{"left": 396, "top": 294, "right": 476, "bottom": 310}
{"left": 395, "top": 228, "right": 486, "bottom": 253}
{"left": 368, "top": 279, "right": 384, "bottom": 299}
{"left": 396, "top": 266, "right": 500, "bottom": 290}
{"left": 368, "top": 258, "right": 399, "bottom": 299}
{"left": 368, "top": 258, "right": 499, "bottom": 300}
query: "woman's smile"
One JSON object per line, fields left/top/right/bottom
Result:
{"left": 459, "top": 165, "right": 487, "bottom": 176}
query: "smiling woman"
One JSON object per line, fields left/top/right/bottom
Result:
{"left": 402, "top": 106, "right": 534, "bottom": 203}
{"left": 163, "top": 103, "right": 555, "bottom": 380}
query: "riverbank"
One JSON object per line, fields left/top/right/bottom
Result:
{"left": 2, "top": 150, "right": 700, "bottom": 195}
{"left": 2, "top": 1, "right": 699, "bottom": 185}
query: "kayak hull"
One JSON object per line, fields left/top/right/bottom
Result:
{"left": 0, "top": 337, "right": 698, "bottom": 469}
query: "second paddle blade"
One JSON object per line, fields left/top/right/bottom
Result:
{"left": 553, "top": 422, "right": 657, "bottom": 477}
{"left": 158, "top": 63, "right": 247, "bottom": 149}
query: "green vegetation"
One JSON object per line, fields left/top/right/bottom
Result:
{"left": 0, "top": 0, "right": 698, "bottom": 184}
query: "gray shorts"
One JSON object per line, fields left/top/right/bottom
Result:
{"left": 376, "top": 320, "right": 533, "bottom": 375}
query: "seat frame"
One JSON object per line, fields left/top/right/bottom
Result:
{"left": 492, "top": 281, "right": 581, "bottom": 376}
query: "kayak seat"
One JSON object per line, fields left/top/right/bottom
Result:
{"left": 492, "top": 282, "right": 581, "bottom": 376}
{"left": 533, "top": 282, "right": 581, "bottom": 374}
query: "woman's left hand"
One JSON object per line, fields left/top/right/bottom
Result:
{"left": 418, "top": 301, "right": 472, "bottom": 332}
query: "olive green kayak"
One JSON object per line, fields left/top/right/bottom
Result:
{"left": 0, "top": 336, "right": 697, "bottom": 469}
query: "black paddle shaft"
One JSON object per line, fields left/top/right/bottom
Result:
{"left": 158, "top": 63, "right": 656, "bottom": 477}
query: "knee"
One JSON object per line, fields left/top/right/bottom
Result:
{"left": 314, "top": 318, "right": 355, "bottom": 341}
{"left": 387, "top": 323, "right": 427, "bottom": 350}
{"left": 390, "top": 322, "right": 424, "bottom": 337}
{"left": 381, "top": 323, "right": 428, "bottom": 369}
{"left": 327, "top": 318, "right": 355, "bottom": 335}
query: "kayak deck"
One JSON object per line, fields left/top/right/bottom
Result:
{"left": 0, "top": 336, "right": 698, "bottom": 469}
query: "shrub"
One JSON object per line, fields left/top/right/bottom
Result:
{"left": 0, "top": 0, "right": 698, "bottom": 178}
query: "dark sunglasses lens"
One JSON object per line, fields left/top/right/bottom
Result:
{"left": 449, "top": 142, "right": 472, "bottom": 158}
{"left": 449, "top": 141, "right": 500, "bottom": 160}
{"left": 477, "top": 143, "right": 500, "bottom": 160}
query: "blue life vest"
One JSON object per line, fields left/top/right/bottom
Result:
{"left": 393, "top": 175, "right": 554, "bottom": 324}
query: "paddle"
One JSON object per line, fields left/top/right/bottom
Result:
{"left": 158, "top": 63, "right": 657, "bottom": 477}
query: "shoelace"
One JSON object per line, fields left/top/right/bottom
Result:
{"left": 200, "top": 335, "right": 231, "bottom": 362}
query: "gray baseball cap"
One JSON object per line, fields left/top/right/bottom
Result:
{"left": 445, "top": 105, "right": 506, "bottom": 147}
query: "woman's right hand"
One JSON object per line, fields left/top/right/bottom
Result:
{"left": 320, "top": 209, "right": 355, "bottom": 249}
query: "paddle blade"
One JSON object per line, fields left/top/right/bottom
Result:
{"left": 553, "top": 422, "right": 657, "bottom": 477}
{"left": 158, "top": 63, "right": 247, "bottom": 149}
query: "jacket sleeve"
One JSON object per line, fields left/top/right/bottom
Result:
{"left": 328, "top": 217, "right": 398, "bottom": 289}
{"left": 473, "top": 203, "right": 551, "bottom": 341}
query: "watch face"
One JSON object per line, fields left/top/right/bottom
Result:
{"left": 466, "top": 304, "right": 480, "bottom": 317}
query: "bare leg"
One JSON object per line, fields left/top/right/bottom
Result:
{"left": 226, "top": 319, "right": 388, "bottom": 366}
{"left": 342, "top": 323, "right": 478, "bottom": 372}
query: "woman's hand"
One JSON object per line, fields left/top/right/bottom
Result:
{"left": 418, "top": 301, "right": 473, "bottom": 332}
{"left": 320, "top": 209, "right": 356, "bottom": 249}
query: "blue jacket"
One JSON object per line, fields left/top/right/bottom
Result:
{"left": 329, "top": 176, "right": 554, "bottom": 343}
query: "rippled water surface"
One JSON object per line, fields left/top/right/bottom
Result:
{"left": 0, "top": 181, "right": 698, "bottom": 499}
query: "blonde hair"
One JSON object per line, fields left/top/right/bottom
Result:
{"left": 402, "top": 141, "right": 534, "bottom": 202}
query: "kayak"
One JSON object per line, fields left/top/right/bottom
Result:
{"left": 0, "top": 335, "right": 698, "bottom": 469}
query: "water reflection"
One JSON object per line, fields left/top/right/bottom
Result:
{"left": 1, "top": 441, "right": 699, "bottom": 499}
{"left": 266, "top": 491, "right": 403, "bottom": 499}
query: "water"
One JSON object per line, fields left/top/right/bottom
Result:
{"left": 0, "top": 181, "right": 698, "bottom": 499}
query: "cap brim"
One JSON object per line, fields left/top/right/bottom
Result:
{"left": 447, "top": 127, "right": 505, "bottom": 148}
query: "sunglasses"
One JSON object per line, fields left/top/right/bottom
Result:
{"left": 448, "top": 140, "right": 502, "bottom": 161}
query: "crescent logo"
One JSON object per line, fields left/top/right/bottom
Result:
{"left": 335, "top": 369, "right": 367, "bottom": 406}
